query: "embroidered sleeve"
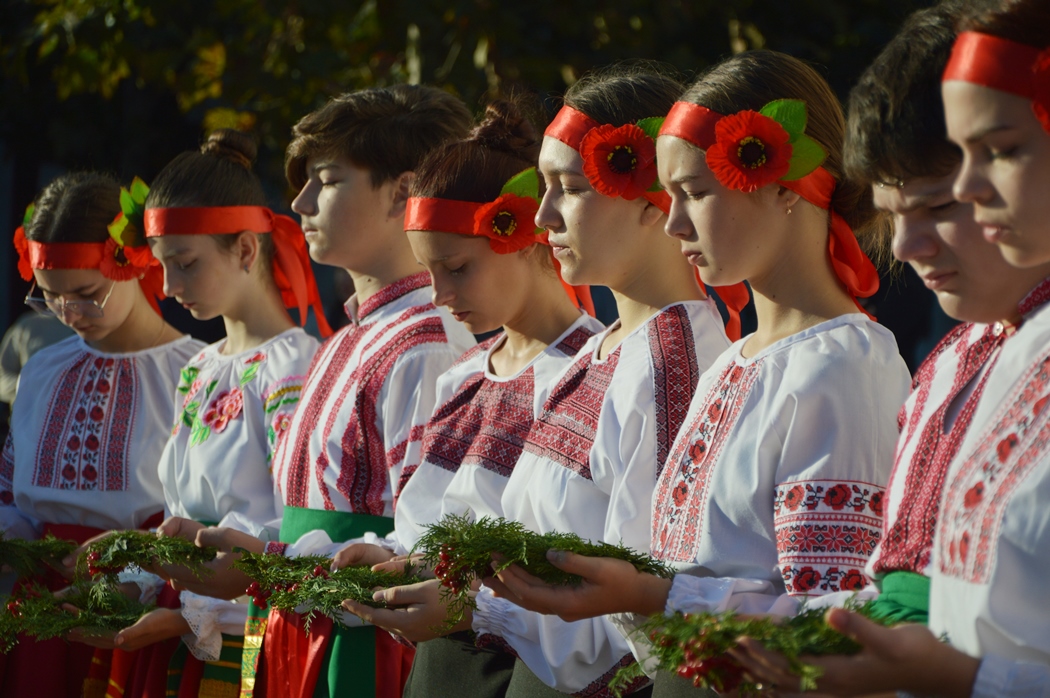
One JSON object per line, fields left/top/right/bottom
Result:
{"left": 774, "top": 479, "right": 883, "bottom": 595}
{"left": 0, "top": 432, "right": 39, "bottom": 540}
{"left": 262, "top": 374, "right": 307, "bottom": 468}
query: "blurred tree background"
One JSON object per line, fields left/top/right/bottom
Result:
{"left": 0, "top": 0, "right": 946, "bottom": 366}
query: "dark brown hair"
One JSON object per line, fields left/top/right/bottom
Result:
{"left": 959, "top": 0, "right": 1050, "bottom": 48}
{"left": 25, "top": 172, "right": 121, "bottom": 244}
{"left": 563, "top": 62, "right": 684, "bottom": 126}
{"left": 844, "top": 2, "right": 967, "bottom": 186}
{"left": 285, "top": 85, "right": 473, "bottom": 191}
{"left": 411, "top": 100, "right": 540, "bottom": 202}
{"left": 682, "top": 50, "right": 890, "bottom": 263}
{"left": 145, "top": 129, "right": 273, "bottom": 263}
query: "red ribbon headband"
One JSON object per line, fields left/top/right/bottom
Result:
{"left": 659, "top": 100, "right": 880, "bottom": 323}
{"left": 404, "top": 196, "right": 547, "bottom": 255}
{"left": 544, "top": 106, "right": 672, "bottom": 214}
{"left": 942, "top": 31, "right": 1050, "bottom": 134}
{"left": 27, "top": 240, "right": 107, "bottom": 270}
{"left": 143, "top": 206, "right": 332, "bottom": 336}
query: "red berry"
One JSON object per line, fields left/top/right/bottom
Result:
{"left": 86, "top": 551, "right": 101, "bottom": 563}
{"left": 288, "top": 583, "right": 299, "bottom": 593}
{"left": 312, "top": 565, "right": 328, "bottom": 579}
{"left": 247, "top": 582, "right": 261, "bottom": 596}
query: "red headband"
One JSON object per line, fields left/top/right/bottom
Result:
{"left": 17, "top": 231, "right": 164, "bottom": 315}
{"left": 942, "top": 31, "right": 1050, "bottom": 134}
{"left": 544, "top": 106, "right": 672, "bottom": 214}
{"left": 144, "top": 206, "right": 332, "bottom": 337}
{"left": 404, "top": 196, "right": 595, "bottom": 316}
{"left": 660, "top": 100, "right": 880, "bottom": 328}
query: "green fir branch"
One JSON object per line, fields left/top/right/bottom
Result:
{"left": 0, "top": 534, "right": 77, "bottom": 578}
{"left": 233, "top": 552, "right": 418, "bottom": 633}
{"left": 79, "top": 530, "right": 217, "bottom": 581}
{"left": 610, "top": 600, "right": 886, "bottom": 696}
{"left": 414, "top": 514, "right": 675, "bottom": 627}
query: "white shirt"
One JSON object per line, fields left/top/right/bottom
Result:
{"left": 0, "top": 335, "right": 203, "bottom": 539}
{"left": 473, "top": 299, "right": 731, "bottom": 693}
{"left": 393, "top": 313, "right": 605, "bottom": 554}
{"left": 929, "top": 292, "right": 1050, "bottom": 697}
{"left": 652, "top": 315, "right": 908, "bottom": 619}
{"left": 272, "top": 272, "right": 475, "bottom": 523}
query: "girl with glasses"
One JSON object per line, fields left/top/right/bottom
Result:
{"left": 0, "top": 171, "right": 204, "bottom": 697}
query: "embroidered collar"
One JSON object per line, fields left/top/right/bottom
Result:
{"left": 995, "top": 274, "right": 1050, "bottom": 337}
{"left": 350, "top": 271, "right": 432, "bottom": 323}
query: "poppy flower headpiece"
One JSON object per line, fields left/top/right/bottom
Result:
{"left": 404, "top": 168, "right": 595, "bottom": 315}
{"left": 405, "top": 169, "right": 548, "bottom": 255}
{"left": 660, "top": 99, "right": 880, "bottom": 321}
{"left": 143, "top": 202, "right": 333, "bottom": 337}
{"left": 544, "top": 106, "right": 671, "bottom": 213}
{"left": 14, "top": 177, "right": 166, "bottom": 314}
{"left": 942, "top": 31, "right": 1050, "bottom": 135}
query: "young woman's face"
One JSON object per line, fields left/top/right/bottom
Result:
{"left": 536, "top": 136, "right": 657, "bottom": 288}
{"left": 943, "top": 81, "right": 1050, "bottom": 268}
{"left": 656, "top": 135, "right": 782, "bottom": 288}
{"left": 32, "top": 268, "right": 139, "bottom": 342}
{"left": 408, "top": 229, "right": 539, "bottom": 335}
{"left": 149, "top": 234, "right": 244, "bottom": 321}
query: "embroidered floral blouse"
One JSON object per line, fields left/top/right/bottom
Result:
{"left": 650, "top": 315, "right": 908, "bottom": 620}
{"left": 0, "top": 335, "right": 204, "bottom": 539}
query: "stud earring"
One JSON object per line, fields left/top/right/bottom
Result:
{"left": 786, "top": 207, "right": 793, "bottom": 215}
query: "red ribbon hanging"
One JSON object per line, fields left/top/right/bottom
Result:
{"left": 143, "top": 206, "right": 332, "bottom": 337}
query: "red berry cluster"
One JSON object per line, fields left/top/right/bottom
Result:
{"left": 5, "top": 600, "right": 21, "bottom": 618}
{"left": 245, "top": 565, "right": 329, "bottom": 610}
{"left": 433, "top": 545, "right": 473, "bottom": 594}
{"left": 673, "top": 639, "right": 745, "bottom": 691}
{"left": 85, "top": 550, "right": 123, "bottom": 577}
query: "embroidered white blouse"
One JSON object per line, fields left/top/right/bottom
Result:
{"left": 393, "top": 313, "right": 605, "bottom": 555}
{"left": 651, "top": 315, "right": 908, "bottom": 621}
{"left": 153, "top": 328, "right": 318, "bottom": 660}
{"left": 0, "top": 335, "right": 203, "bottom": 539}
{"left": 272, "top": 273, "right": 475, "bottom": 534}
{"left": 929, "top": 297, "right": 1050, "bottom": 698}
{"left": 472, "top": 299, "right": 731, "bottom": 694}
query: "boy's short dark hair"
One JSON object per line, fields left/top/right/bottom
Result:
{"left": 844, "top": 2, "right": 969, "bottom": 186}
{"left": 285, "top": 85, "right": 473, "bottom": 190}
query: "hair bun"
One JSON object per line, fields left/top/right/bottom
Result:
{"left": 202, "top": 129, "right": 257, "bottom": 171}
{"left": 470, "top": 100, "right": 539, "bottom": 156}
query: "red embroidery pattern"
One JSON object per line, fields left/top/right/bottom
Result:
{"left": 523, "top": 349, "right": 620, "bottom": 481}
{"left": 939, "top": 352, "right": 1050, "bottom": 583}
{"left": 652, "top": 361, "right": 761, "bottom": 560}
{"left": 356, "top": 272, "right": 431, "bottom": 321}
{"left": 336, "top": 315, "right": 449, "bottom": 515}
{"left": 651, "top": 306, "right": 701, "bottom": 473}
{"left": 389, "top": 423, "right": 429, "bottom": 496}
{"left": 875, "top": 325, "right": 1001, "bottom": 575}
{"left": 0, "top": 433, "right": 15, "bottom": 505}
{"left": 1017, "top": 275, "right": 1050, "bottom": 317}
{"left": 774, "top": 479, "right": 884, "bottom": 595}
{"left": 32, "top": 354, "right": 136, "bottom": 492}
{"left": 901, "top": 323, "right": 972, "bottom": 447}
{"left": 419, "top": 370, "right": 536, "bottom": 477}
{"left": 473, "top": 632, "right": 519, "bottom": 658}
{"left": 575, "top": 652, "right": 648, "bottom": 698}
{"left": 555, "top": 326, "right": 594, "bottom": 357}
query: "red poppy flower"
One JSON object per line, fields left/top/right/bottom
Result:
{"left": 839, "top": 569, "right": 867, "bottom": 591}
{"left": 100, "top": 238, "right": 151, "bottom": 281}
{"left": 13, "top": 225, "right": 33, "bottom": 281}
{"left": 705, "top": 110, "right": 792, "bottom": 193}
{"left": 472, "top": 194, "right": 541, "bottom": 254}
{"left": 963, "top": 481, "right": 985, "bottom": 509}
{"left": 1032, "top": 49, "right": 1050, "bottom": 135}
{"left": 790, "top": 566, "right": 821, "bottom": 593}
{"left": 784, "top": 485, "right": 806, "bottom": 511}
{"left": 823, "top": 483, "right": 853, "bottom": 510}
{"left": 579, "top": 123, "right": 657, "bottom": 200}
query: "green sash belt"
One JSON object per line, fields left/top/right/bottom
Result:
{"left": 868, "top": 570, "right": 930, "bottom": 624}
{"left": 280, "top": 506, "right": 396, "bottom": 698}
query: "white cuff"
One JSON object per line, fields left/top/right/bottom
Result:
{"left": 665, "top": 574, "right": 783, "bottom": 616}
{"left": 180, "top": 591, "right": 222, "bottom": 661}
{"left": 471, "top": 585, "right": 513, "bottom": 639}
{"left": 972, "top": 654, "right": 1050, "bottom": 698}
{"left": 117, "top": 569, "right": 166, "bottom": 605}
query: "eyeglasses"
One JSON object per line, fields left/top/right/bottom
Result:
{"left": 24, "top": 281, "right": 116, "bottom": 319}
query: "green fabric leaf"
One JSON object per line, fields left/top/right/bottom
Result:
{"left": 22, "top": 204, "right": 34, "bottom": 227}
{"left": 129, "top": 177, "right": 149, "bottom": 206}
{"left": 782, "top": 134, "right": 828, "bottom": 180}
{"left": 181, "top": 406, "right": 197, "bottom": 428}
{"left": 635, "top": 116, "right": 665, "bottom": 141}
{"left": 240, "top": 362, "right": 261, "bottom": 386}
{"left": 760, "top": 99, "right": 807, "bottom": 139}
{"left": 204, "top": 379, "right": 218, "bottom": 398}
{"left": 107, "top": 213, "right": 130, "bottom": 246}
{"left": 500, "top": 168, "right": 539, "bottom": 200}
{"left": 178, "top": 367, "right": 199, "bottom": 392}
{"left": 119, "top": 188, "right": 134, "bottom": 216}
